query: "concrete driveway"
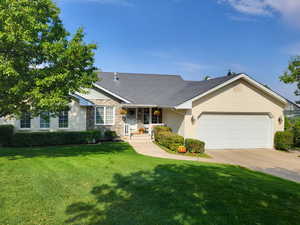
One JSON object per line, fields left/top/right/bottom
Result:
{"left": 207, "top": 149, "right": 300, "bottom": 183}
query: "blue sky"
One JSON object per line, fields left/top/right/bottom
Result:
{"left": 56, "top": 0, "right": 300, "bottom": 101}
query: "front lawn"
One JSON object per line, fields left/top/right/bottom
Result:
{"left": 0, "top": 143, "right": 300, "bottom": 225}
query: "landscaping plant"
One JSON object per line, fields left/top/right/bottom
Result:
{"left": 0, "top": 0, "right": 97, "bottom": 118}
{"left": 274, "top": 131, "right": 294, "bottom": 151}
{"left": 11, "top": 130, "right": 102, "bottom": 147}
{"left": 185, "top": 138, "right": 205, "bottom": 154}
{"left": 153, "top": 126, "right": 172, "bottom": 141}
{"left": 0, "top": 125, "right": 14, "bottom": 146}
{"left": 155, "top": 131, "right": 184, "bottom": 152}
{"left": 104, "top": 130, "right": 117, "bottom": 141}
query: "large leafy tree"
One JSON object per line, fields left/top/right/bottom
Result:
{"left": 0, "top": 0, "right": 97, "bottom": 117}
{"left": 280, "top": 56, "right": 300, "bottom": 96}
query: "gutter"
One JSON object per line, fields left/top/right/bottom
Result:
{"left": 120, "top": 104, "right": 176, "bottom": 108}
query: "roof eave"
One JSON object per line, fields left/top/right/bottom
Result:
{"left": 71, "top": 94, "right": 95, "bottom": 106}
{"left": 121, "top": 103, "right": 175, "bottom": 108}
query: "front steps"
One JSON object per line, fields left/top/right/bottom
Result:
{"left": 123, "top": 134, "right": 153, "bottom": 142}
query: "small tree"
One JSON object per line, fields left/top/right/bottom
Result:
{"left": 203, "top": 75, "right": 211, "bottom": 80}
{"left": 227, "top": 70, "right": 237, "bottom": 76}
{"left": 280, "top": 56, "right": 300, "bottom": 96}
{"left": 0, "top": 0, "right": 97, "bottom": 117}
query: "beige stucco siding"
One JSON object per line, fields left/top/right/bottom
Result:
{"left": 184, "top": 79, "right": 286, "bottom": 139}
{"left": 0, "top": 100, "right": 86, "bottom": 132}
{"left": 163, "top": 109, "right": 185, "bottom": 136}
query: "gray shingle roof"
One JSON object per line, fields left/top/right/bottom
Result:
{"left": 95, "top": 72, "right": 238, "bottom": 107}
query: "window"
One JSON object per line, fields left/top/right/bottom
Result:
{"left": 152, "top": 108, "right": 162, "bottom": 124}
{"left": 40, "top": 112, "right": 50, "bottom": 128}
{"left": 59, "top": 110, "right": 69, "bottom": 128}
{"left": 20, "top": 112, "right": 31, "bottom": 128}
{"left": 105, "top": 106, "right": 114, "bottom": 125}
{"left": 95, "top": 106, "right": 115, "bottom": 125}
{"left": 96, "top": 107, "right": 104, "bottom": 124}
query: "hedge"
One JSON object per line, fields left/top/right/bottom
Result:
{"left": 11, "top": 130, "right": 102, "bottom": 147}
{"left": 274, "top": 131, "right": 293, "bottom": 151}
{"left": 156, "top": 131, "right": 184, "bottom": 152}
{"left": 153, "top": 126, "right": 172, "bottom": 141}
{"left": 0, "top": 125, "right": 14, "bottom": 146}
{"left": 185, "top": 138, "right": 205, "bottom": 154}
{"left": 104, "top": 130, "right": 117, "bottom": 140}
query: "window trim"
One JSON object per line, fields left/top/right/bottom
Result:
{"left": 20, "top": 112, "right": 31, "bottom": 129}
{"left": 58, "top": 110, "right": 69, "bottom": 129}
{"left": 95, "top": 106, "right": 115, "bottom": 126}
{"left": 39, "top": 112, "right": 50, "bottom": 129}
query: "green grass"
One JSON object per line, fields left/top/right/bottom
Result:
{"left": 0, "top": 143, "right": 300, "bottom": 225}
{"left": 154, "top": 141, "right": 211, "bottom": 158}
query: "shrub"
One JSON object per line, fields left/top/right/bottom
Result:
{"left": 0, "top": 125, "right": 14, "bottom": 146}
{"left": 153, "top": 126, "right": 172, "bottom": 134}
{"left": 185, "top": 138, "right": 205, "bottom": 154}
{"left": 274, "top": 131, "right": 294, "bottom": 151}
{"left": 293, "top": 123, "right": 300, "bottom": 147}
{"left": 104, "top": 130, "right": 117, "bottom": 141}
{"left": 11, "top": 130, "right": 102, "bottom": 147}
{"left": 153, "top": 126, "right": 172, "bottom": 141}
{"left": 156, "top": 131, "right": 184, "bottom": 152}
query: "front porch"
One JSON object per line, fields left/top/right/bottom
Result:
{"left": 122, "top": 107, "right": 165, "bottom": 136}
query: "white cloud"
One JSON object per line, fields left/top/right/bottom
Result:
{"left": 220, "top": 0, "right": 271, "bottom": 15}
{"left": 227, "top": 14, "right": 258, "bottom": 22}
{"left": 59, "top": 0, "right": 134, "bottom": 7}
{"left": 219, "top": 0, "right": 300, "bottom": 26}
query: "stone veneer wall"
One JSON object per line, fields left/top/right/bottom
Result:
{"left": 86, "top": 99, "right": 124, "bottom": 137}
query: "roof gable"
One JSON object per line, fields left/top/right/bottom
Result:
{"left": 176, "top": 74, "right": 287, "bottom": 109}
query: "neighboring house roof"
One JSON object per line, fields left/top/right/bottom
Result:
{"left": 285, "top": 99, "right": 300, "bottom": 110}
{"left": 284, "top": 99, "right": 300, "bottom": 118}
{"left": 95, "top": 72, "right": 240, "bottom": 107}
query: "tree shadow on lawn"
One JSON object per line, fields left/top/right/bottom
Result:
{"left": 0, "top": 142, "right": 130, "bottom": 160}
{"left": 65, "top": 163, "right": 300, "bottom": 225}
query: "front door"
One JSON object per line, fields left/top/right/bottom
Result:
{"left": 126, "top": 108, "right": 137, "bottom": 134}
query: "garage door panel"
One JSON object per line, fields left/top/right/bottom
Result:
{"left": 198, "top": 114, "right": 272, "bottom": 149}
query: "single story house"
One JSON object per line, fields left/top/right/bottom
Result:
{"left": 0, "top": 72, "right": 288, "bottom": 149}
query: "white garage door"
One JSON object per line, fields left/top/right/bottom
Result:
{"left": 197, "top": 114, "right": 273, "bottom": 149}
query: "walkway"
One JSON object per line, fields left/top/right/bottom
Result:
{"left": 128, "top": 140, "right": 227, "bottom": 163}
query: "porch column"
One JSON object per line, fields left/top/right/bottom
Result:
{"left": 149, "top": 107, "right": 152, "bottom": 124}
{"left": 149, "top": 107, "right": 152, "bottom": 134}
